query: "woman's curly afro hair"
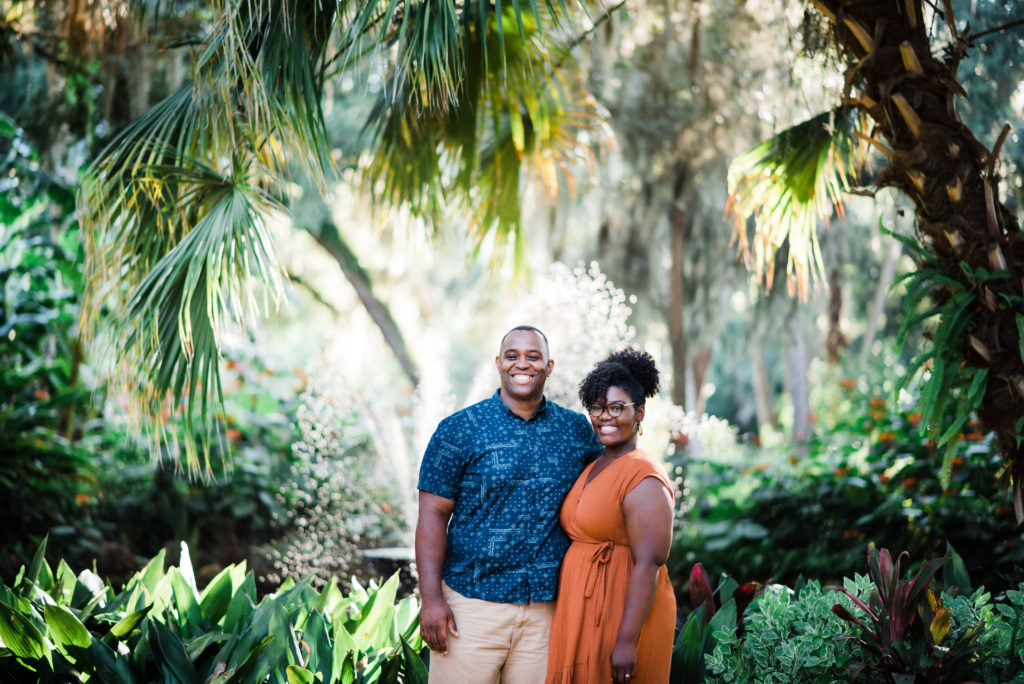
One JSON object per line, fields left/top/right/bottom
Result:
{"left": 578, "top": 348, "right": 660, "bottom": 408}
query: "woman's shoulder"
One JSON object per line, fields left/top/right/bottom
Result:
{"left": 624, "top": 449, "right": 672, "bottom": 481}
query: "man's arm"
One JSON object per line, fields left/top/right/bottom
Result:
{"left": 415, "top": 490, "right": 458, "bottom": 654}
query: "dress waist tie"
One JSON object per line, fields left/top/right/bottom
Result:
{"left": 583, "top": 541, "right": 616, "bottom": 627}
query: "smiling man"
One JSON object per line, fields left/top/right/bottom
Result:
{"left": 415, "top": 326, "right": 603, "bottom": 683}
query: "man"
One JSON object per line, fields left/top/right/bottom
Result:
{"left": 416, "top": 325, "right": 603, "bottom": 683}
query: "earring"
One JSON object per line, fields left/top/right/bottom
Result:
{"left": 637, "top": 423, "right": 643, "bottom": 436}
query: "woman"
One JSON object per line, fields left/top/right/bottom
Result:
{"left": 546, "top": 349, "right": 676, "bottom": 684}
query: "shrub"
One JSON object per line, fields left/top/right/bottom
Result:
{"left": 703, "top": 576, "right": 871, "bottom": 683}
{"left": 694, "top": 548, "right": 1024, "bottom": 684}
{"left": 0, "top": 538, "right": 427, "bottom": 683}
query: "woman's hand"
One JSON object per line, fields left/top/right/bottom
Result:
{"left": 610, "top": 639, "right": 637, "bottom": 683}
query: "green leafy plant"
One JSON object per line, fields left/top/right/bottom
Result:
{"left": 671, "top": 563, "right": 767, "bottom": 683}
{"left": 0, "top": 538, "right": 427, "bottom": 683}
{"left": 828, "top": 547, "right": 985, "bottom": 682}
{"left": 705, "top": 576, "right": 873, "bottom": 683}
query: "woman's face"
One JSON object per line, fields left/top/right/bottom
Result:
{"left": 588, "top": 385, "right": 644, "bottom": 449}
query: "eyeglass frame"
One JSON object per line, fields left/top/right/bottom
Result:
{"left": 586, "top": 402, "right": 636, "bottom": 418}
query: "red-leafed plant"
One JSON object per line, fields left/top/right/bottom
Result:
{"left": 828, "top": 546, "right": 984, "bottom": 683}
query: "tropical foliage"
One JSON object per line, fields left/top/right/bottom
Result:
{"left": 700, "top": 549, "right": 1024, "bottom": 683}
{"left": 727, "top": 0, "right": 1024, "bottom": 510}
{"left": 670, "top": 372, "right": 1024, "bottom": 591}
{"left": 76, "top": 0, "right": 600, "bottom": 470}
{"left": 0, "top": 539, "right": 427, "bottom": 683}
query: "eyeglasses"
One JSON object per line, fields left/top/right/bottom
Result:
{"left": 587, "top": 402, "right": 635, "bottom": 418}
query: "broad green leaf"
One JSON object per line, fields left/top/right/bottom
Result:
{"left": 21, "top": 536, "right": 49, "bottom": 598}
{"left": 169, "top": 568, "right": 202, "bottom": 637}
{"left": 223, "top": 571, "right": 258, "bottom": 633}
{"left": 671, "top": 610, "right": 706, "bottom": 682}
{"left": 286, "top": 665, "right": 315, "bottom": 684}
{"left": 199, "top": 564, "right": 239, "bottom": 624}
{"left": 110, "top": 606, "right": 152, "bottom": 639}
{"left": 44, "top": 603, "right": 91, "bottom": 649}
{"left": 355, "top": 573, "right": 399, "bottom": 649}
{"left": 0, "top": 601, "right": 48, "bottom": 659}
{"left": 332, "top": 618, "right": 360, "bottom": 677}
{"left": 149, "top": 620, "right": 202, "bottom": 684}
{"left": 943, "top": 543, "right": 972, "bottom": 592}
{"left": 400, "top": 635, "right": 429, "bottom": 684}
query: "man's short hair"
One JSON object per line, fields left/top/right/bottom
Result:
{"left": 501, "top": 325, "right": 550, "bottom": 355}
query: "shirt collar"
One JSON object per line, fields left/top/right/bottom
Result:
{"left": 493, "top": 389, "right": 549, "bottom": 421}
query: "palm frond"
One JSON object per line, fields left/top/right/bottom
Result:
{"left": 101, "top": 166, "right": 284, "bottom": 476}
{"left": 727, "top": 107, "right": 866, "bottom": 299}
{"left": 361, "top": 2, "right": 600, "bottom": 262}
{"left": 79, "top": 0, "right": 601, "bottom": 471}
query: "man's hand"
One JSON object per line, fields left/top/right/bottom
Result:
{"left": 609, "top": 639, "right": 636, "bottom": 683}
{"left": 419, "top": 595, "right": 459, "bottom": 654}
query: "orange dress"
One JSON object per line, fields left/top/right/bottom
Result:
{"left": 546, "top": 449, "right": 676, "bottom": 684}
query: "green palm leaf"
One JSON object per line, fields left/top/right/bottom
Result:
{"left": 727, "top": 107, "right": 866, "bottom": 298}
{"left": 78, "top": 0, "right": 601, "bottom": 471}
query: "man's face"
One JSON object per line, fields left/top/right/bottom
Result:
{"left": 495, "top": 330, "right": 553, "bottom": 401}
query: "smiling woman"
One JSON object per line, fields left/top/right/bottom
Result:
{"left": 547, "top": 349, "right": 676, "bottom": 684}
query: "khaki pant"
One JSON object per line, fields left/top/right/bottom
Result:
{"left": 427, "top": 582, "right": 554, "bottom": 684}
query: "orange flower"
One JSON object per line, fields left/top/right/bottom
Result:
{"left": 902, "top": 477, "right": 917, "bottom": 488}
{"left": 227, "top": 428, "right": 242, "bottom": 442}
{"left": 965, "top": 432, "right": 985, "bottom": 441}
{"left": 74, "top": 493, "right": 89, "bottom": 504}
{"left": 225, "top": 360, "right": 238, "bottom": 370}
{"left": 789, "top": 456, "right": 799, "bottom": 466}
{"left": 834, "top": 466, "right": 850, "bottom": 477}
{"left": 878, "top": 432, "right": 898, "bottom": 443}
{"left": 33, "top": 389, "right": 51, "bottom": 401}
{"left": 842, "top": 530, "right": 860, "bottom": 539}
{"left": 869, "top": 398, "right": 886, "bottom": 408}
{"left": 908, "top": 413, "right": 922, "bottom": 426}
{"left": 839, "top": 378, "right": 857, "bottom": 389}
{"left": 950, "top": 457, "right": 964, "bottom": 469}
{"left": 751, "top": 436, "right": 761, "bottom": 446}
{"left": 879, "top": 472, "right": 892, "bottom": 483}
{"left": 754, "top": 463, "right": 770, "bottom": 472}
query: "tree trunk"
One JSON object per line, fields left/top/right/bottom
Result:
{"left": 751, "top": 343, "right": 778, "bottom": 432}
{"left": 826, "top": 269, "right": 847, "bottom": 363}
{"left": 310, "top": 220, "right": 420, "bottom": 388}
{"left": 691, "top": 346, "right": 712, "bottom": 415}
{"left": 785, "top": 301, "right": 813, "bottom": 448}
{"left": 813, "top": 0, "right": 1024, "bottom": 514}
{"left": 859, "top": 239, "right": 902, "bottom": 365}
{"left": 669, "top": 199, "right": 688, "bottom": 407}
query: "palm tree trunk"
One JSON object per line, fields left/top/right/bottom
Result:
{"left": 812, "top": 0, "right": 1024, "bottom": 514}
{"left": 310, "top": 220, "right": 420, "bottom": 388}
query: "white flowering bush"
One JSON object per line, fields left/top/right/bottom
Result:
{"left": 265, "top": 353, "right": 453, "bottom": 587}
{"left": 487, "top": 261, "right": 636, "bottom": 409}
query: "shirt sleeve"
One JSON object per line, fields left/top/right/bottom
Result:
{"left": 417, "top": 416, "right": 465, "bottom": 501}
{"left": 623, "top": 452, "right": 674, "bottom": 501}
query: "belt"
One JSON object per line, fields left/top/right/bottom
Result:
{"left": 582, "top": 541, "right": 621, "bottom": 627}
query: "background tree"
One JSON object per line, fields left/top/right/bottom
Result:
{"left": 730, "top": 0, "right": 1024, "bottom": 512}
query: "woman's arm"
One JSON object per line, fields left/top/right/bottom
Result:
{"left": 611, "top": 477, "right": 674, "bottom": 683}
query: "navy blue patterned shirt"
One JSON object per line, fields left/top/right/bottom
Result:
{"left": 418, "top": 390, "right": 603, "bottom": 604}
